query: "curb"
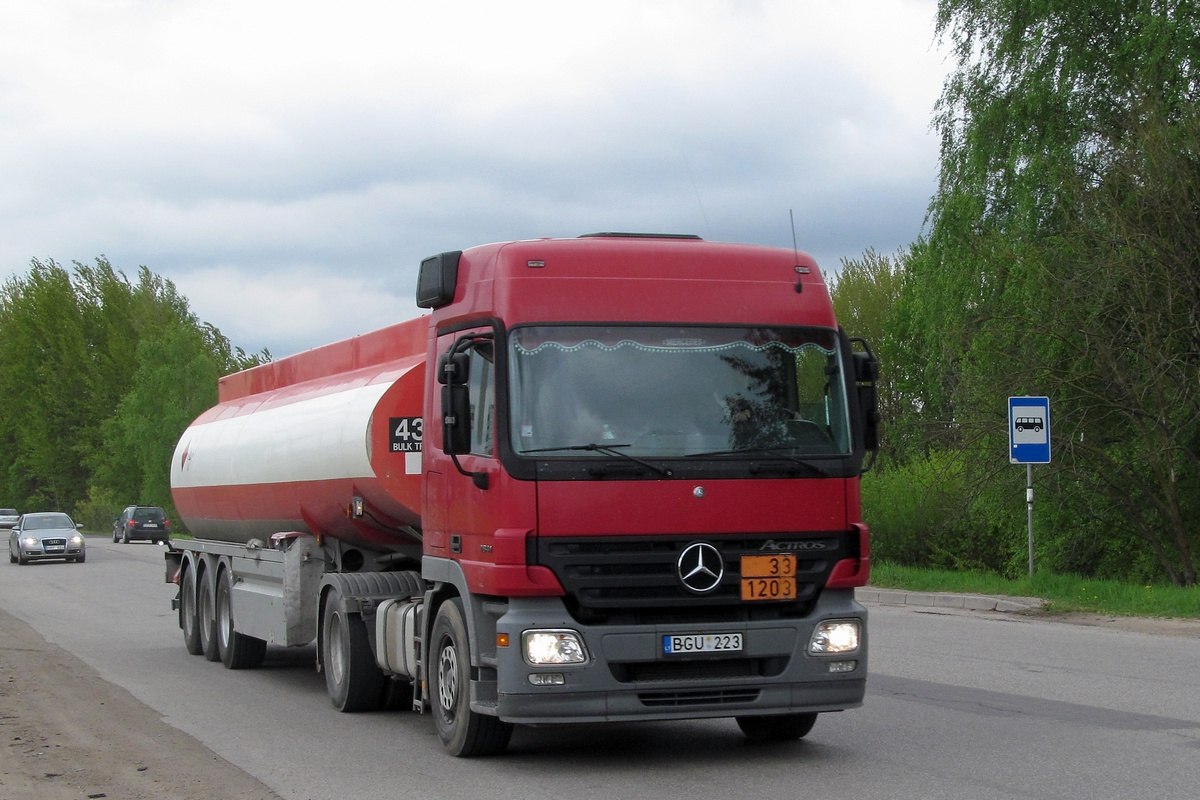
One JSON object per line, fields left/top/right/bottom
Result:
{"left": 857, "top": 587, "right": 1045, "bottom": 613}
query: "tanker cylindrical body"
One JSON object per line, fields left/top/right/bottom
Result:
{"left": 170, "top": 316, "right": 427, "bottom": 551}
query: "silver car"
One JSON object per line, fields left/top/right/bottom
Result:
{"left": 0, "top": 508, "right": 18, "bottom": 528}
{"left": 8, "top": 512, "right": 86, "bottom": 564}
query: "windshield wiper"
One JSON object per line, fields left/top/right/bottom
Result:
{"left": 684, "top": 447, "right": 829, "bottom": 477}
{"left": 521, "top": 443, "right": 673, "bottom": 478}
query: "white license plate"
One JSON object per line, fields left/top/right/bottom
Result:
{"left": 143, "top": 523, "right": 158, "bottom": 528}
{"left": 663, "top": 633, "right": 743, "bottom": 655}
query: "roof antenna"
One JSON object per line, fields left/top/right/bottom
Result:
{"left": 790, "top": 209, "right": 806, "bottom": 293}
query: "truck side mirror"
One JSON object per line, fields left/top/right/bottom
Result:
{"left": 439, "top": 345, "right": 472, "bottom": 456}
{"left": 442, "top": 384, "right": 472, "bottom": 455}
{"left": 848, "top": 339, "right": 881, "bottom": 457}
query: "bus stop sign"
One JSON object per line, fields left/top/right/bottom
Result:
{"left": 1009, "top": 396, "right": 1050, "bottom": 464}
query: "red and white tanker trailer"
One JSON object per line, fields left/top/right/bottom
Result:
{"left": 166, "top": 233, "right": 880, "bottom": 756}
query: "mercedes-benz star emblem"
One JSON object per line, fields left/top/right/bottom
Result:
{"left": 677, "top": 542, "right": 724, "bottom": 594}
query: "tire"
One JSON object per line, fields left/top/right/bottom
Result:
{"left": 9, "top": 550, "right": 15, "bottom": 564}
{"left": 198, "top": 566, "right": 220, "bottom": 662}
{"left": 180, "top": 565, "right": 203, "bottom": 655}
{"left": 122, "top": 529, "right": 130, "bottom": 544}
{"left": 112, "top": 529, "right": 119, "bottom": 543}
{"left": 74, "top": 553, "right": 86, "bottom": 563}
{"left": 17, "top": 553, "right": 27, "bottom": 566}
{"left": 321, "top": 590, "right": 385, "bottom": 712}
{"left": 736, "top": 712, "right": 818, "bottom": 742}
{"left": 429, "top": 598, "right": 513, "bottom": 757}
{"left": 216, "top": 569, "right": 266, "bottom": 669}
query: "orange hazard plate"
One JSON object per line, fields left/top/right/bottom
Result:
{"left": 740, "top": 554, "right": 797, "bottom": 601}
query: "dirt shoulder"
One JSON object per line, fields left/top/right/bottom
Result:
{"left": 1022, "top": 608, "right": 1200, "bottom": 637}
{"left": 0, "top": 608, "right": 282, "bottom": 800}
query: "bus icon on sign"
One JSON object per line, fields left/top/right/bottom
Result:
{"left": 1014, "top": 416, "right": 1043, "bottom": 433}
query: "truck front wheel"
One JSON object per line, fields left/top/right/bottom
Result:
{"left": 736, "top": 712, "right": 818, "bottom": 742}
{"left": 321, "top": 590, "right": 385, "bottom": 712}
{"left": 429, "top": 598, "right": 513, "bottom": 757}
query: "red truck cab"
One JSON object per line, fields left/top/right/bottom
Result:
{"left": 416, "top": 234, "right": 877, "bottom": 753}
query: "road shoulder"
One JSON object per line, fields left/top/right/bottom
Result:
{"left": 0, "top": 608, "right": 283, "bottom": 800}
{"left": 860, "top": 587, "right": 1200, "bottom": 638}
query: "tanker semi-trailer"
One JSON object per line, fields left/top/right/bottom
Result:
{"left": 166, "top": 233, "right": 880, "bottom": 757}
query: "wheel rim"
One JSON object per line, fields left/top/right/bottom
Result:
{"left": 182, "top": 573, "right": 196, "bottom": 635}
{"left": 327, "top": 612, "right": 347, "bottom": 686}
{"left": 199, "top": 579, "right": 214, "bottom": 632}
{"left": 437, "top": 640, "right": 459, "bottom": 720}
{"left": 218, "top": 584, "right": 231, "bottom": 648}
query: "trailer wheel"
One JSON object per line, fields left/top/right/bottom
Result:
{"left": 198, "top": 566, "right": 220, "bottom": 662}
{"left": 180, "top": 564, "right": 203, "bottom": 655}
{"left": 321, "top": 590, "right": 384, "bottom": 712}
{"left": 216, "top": 569, "right": 266, "bottom": 669}
{"left": 430, "top": 598, "right": 513, "bottom": 757}
{"left": 735, "top": 712, "right": 818, "bottom": 742}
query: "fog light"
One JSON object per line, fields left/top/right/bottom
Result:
{"left": 809, "top": 620, "right": 861, "bottom": 655}
{"left": 828, "top": 660, "right": 858, "bottom": 673}
{"left": 522, "top": 630, "right": 588, "bottom": 665}
{"left": 528, "top": 672, "right": 565, "bottom": 686}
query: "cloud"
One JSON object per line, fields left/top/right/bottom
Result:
{"left": 0, "top": 0, "right": 947, "bottom": 355}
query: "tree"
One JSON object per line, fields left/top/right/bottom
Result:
{"left": 909, "top": 0, "right": 1200, "bottom": 584}
{"left": 0, "top": 258, "right": 267, "bottom": 524}
{"left": 0, "top": 261, "right": 91, "bottom": 509}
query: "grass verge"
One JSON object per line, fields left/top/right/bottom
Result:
{"left": 870, "top": 562, "right": 1200, "bottom": 619}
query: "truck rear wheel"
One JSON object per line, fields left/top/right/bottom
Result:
{"left": 429, "top": 598, "right": 513, "bottom": 757}
{"left": 180, "top": 565, "right": 203, "bottom": 655}
{"left": 321, "top": 590, "right": 385, "bottom": 712}
{"left": 216, "top": 568, "right": 266, "bottom": 669}
{"left": 198, "top": 566, "right": 220, "bottom": 662}
{"left": 735, "top": 712, "right": 818, "bottom": 741}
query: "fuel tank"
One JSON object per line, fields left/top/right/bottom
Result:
{"left": 170, "top": 316, "right": 427, "bottom": 550}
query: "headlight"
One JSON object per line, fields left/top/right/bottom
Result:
{"left": 21, "top": 536, "right": 38, "bottom": 547}
{"left": 522, "top": 630, "right": 588, "bottom": 665}
{"left": 808, "top": 620, "right": 861, "bottom": 655}
{"left": 69, "top": 535, "right": 83, "bottom": 545}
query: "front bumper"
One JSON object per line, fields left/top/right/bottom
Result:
{"left": 18, "top": 541, "right": 84, "bottom": 560}
{"left": 486, "top": 589, "right": 867, "bottom": 724}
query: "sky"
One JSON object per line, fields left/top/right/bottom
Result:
{"left": 0, "top": 0, "right": 949, "bottom": 358}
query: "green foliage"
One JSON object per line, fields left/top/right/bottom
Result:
{"left": 889, "top": 0, "right": 1200, "bottom": 585}
{"left": 863, "top": 450, "right": 1026, "bottom": 574}
{"left": 0, "top": 258, "right": 266, "bottom": 525}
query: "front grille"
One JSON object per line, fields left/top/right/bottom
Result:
{"left": 638, "top": 688, "right": 761, "bottom": 707}
{"left": 42, "top": 538, "right": 67, "bottom": 546}
{"left": 534, "top": 533, "right": 853, "bottom": 625}
{"left": 610, "top": 657, "right": 786, "bottom": 684}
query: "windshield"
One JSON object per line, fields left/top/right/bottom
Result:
{"left": 25, "top": 514, "right": 73, "bottom": 530}
{"left": 509, "top": 326, "right": 851, "bottom": 459}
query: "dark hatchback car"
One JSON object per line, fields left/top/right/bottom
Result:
{"left": 113, "top": 506, "right": 170, "bottom": 544}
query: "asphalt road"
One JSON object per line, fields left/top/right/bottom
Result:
{"left": 3, "top": 536, "right": 1200, "bottom": 800}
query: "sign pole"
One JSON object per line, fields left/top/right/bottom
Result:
{"left": 1026, "top": 463, "right": 1034, "bottom": 578}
